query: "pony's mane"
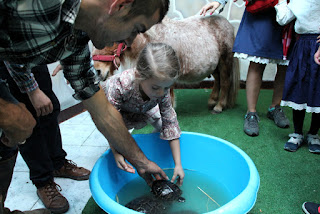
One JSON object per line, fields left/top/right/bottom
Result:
{"left": 145, "top": 16, "right": 172, "bottom": 38}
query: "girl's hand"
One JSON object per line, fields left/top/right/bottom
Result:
{"left": 314, "top": 46, "right": 320, "bottom": 65}
{"left": 200, "top": 2, "right": 221, "bottom": 16}
{"left": 171, "top": 165, "right": 185, "bottom": 186}
{"left": 315, "top": 35, "right": 320, "bottom": 65}
{"left": 112, "top": 149, "right": 136, "bottom": 174}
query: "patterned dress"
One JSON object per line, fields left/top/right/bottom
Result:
{"left": 101, "top": 69, "right": 181, "bottom": 140}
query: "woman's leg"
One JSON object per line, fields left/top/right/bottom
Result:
{"left": 272, "top": 65, "right": 287, "bottom": 107}
{"left": 246, "top": 62, "right": 266, "bottom": 112}
{"left": 243, "top": 62, "right": 266, "bottom": 136}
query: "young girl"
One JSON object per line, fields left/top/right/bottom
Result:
{"left": 101, "top": 43, "right": 185, "bottom": 185}
{"left": 275, "top": 0, "right": 320, "bottom": 153}
{"left": 201, "top": 0, "right": 290, "bottom": 137}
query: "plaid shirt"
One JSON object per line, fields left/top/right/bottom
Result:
{"left": 0, "top": 0, "right": 99, "bottom": 100}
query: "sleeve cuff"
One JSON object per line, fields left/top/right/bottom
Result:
{"left": 72, "top": 83, "right": 100, "bottom": 100}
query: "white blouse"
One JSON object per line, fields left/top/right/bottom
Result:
{"left": 275, "top": 0, "right": 320, "bottom": 34}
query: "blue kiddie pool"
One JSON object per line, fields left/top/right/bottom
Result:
{"left": 90, "top": 132, "right": 260, "bottom": 214}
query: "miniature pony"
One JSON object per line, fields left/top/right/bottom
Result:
{"left": 93, "top": 15, "right": 240, "bottom": 113}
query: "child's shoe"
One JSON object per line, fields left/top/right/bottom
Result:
{"left": 267, "top": 105, "right": 290, "bottom": 128}
{"left": 306, "top": 134, "right": 320, "bottom": 154}
{"left": 284, "top": 133, "right": 304, "bottom": 152}
{"left": 302, "top": 201, "right": 320, "bottom": 214}
{"left": 243, "top": 112, "right": 260, "bottom": 136}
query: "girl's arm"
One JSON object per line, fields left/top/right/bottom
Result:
{"left": 315, "top": 46, "right": 320, "bottom": 65}
{"left": 110, "top": 144, "right": 136, "bottom": 174}
{"left": 169, "top": 138, "right": 185, "bottom": 186}
{"left": 200, "top": 0, "right": 228, "bottom": 16}
{"left": 314, "top": 36, "right": 320, "bottom": 65}
{"left": 275, "top": 0, "right": 296, "bottom": 26}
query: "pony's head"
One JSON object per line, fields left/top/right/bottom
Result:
{"left": 92, "top": 34, "right": 150, "bottom": 81}
{"left": 92, "top": 43, "right": 127, "bottom": 81}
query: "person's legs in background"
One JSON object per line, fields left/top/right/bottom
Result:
{"left": 267, "top": 65, "right": 290, "bottom": 128}
{"left": 243, "top": 62, "right": 265, "bottom": 136}
{"left": 0, "top": 74, "right": 50, "bottom": 214}
{"left": 0, "top": 65, "right": 90, "bottom": 213}
{"left": 284, "top": 109, "right": 305, "bottom": 152}
{"left": 306, "top": 113, "right": 320, "bottom": 154}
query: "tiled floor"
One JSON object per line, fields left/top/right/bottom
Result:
{"left": 5, "top": 111, "right": 109, "bottom": 214}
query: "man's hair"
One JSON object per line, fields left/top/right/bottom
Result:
{"left": 125, "top": 0, "right": 169, "bottom": 23}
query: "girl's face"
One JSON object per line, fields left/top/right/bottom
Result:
{"left": 139, "top": 76, "right": 174, "bottom": 101}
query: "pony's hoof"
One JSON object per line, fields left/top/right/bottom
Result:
{"left": 211, "top": 109, "right": 222, "bottom": 114}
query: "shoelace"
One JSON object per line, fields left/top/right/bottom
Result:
{"left": 273, "top": 107, "right": 286, "bottom": 120}
{"left": 246, "top": 113, "right": 260, "bottom": 126}
{"left": 65, "top": 159, "right": 84, "bottom": 170}
{"left": 44, "top": 182, "right": 62, "bottom": 200}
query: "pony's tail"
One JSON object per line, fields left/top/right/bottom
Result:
{"left": 169, "top": 86, "right": 176, "bottom": 109}
{"left": 226, "top": 57, "right": 240, "bottom": 108}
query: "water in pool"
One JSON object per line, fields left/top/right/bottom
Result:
{"left": 116, "top": 169, "right": 234, "bottom": 213}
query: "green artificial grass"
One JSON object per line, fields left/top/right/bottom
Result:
{"left": 82, "top": 89, "right": 320, "bottom": 214}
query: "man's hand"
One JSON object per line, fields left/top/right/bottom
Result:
{"left": 52, "top": 64, "right": 63, "bottom": 77}
{"left": 27, "top": 88, "right": 53, "bottom": 117}
{"left": 0, "top": 99, "right": 36, "bottom": 147}
{"left": 136, "top": 160, "right": 169, "bottom": 187}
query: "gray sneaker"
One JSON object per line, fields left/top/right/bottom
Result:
{"left": 244, "top": 112, "right": 260, "bottom": 136}
{"left": 267, "top": 105, "right": 290, "bottom": 128}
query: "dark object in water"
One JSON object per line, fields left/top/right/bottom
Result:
{"left": 125, "top": 196, "right": 165, "bottom": 214}
{"left": 125, "top": 180, "right": 185, "bottom": 213}
{"left": 151, "top": 180, "right": 185, "bottom": 202}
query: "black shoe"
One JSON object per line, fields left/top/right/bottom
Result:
{"left": 302, "top": 202, "right": 320, "bottom": 214}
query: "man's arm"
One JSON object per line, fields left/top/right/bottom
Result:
{"left": 82, "top": 89, "right": 168, "bottom": 186}
{"left": 0, "top": 80, "right": 36, "bottom": 147}
{"left": 4, "top": 62, "right": 54, "bottom": 117}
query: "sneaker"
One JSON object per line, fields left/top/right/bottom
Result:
{"left": 267, "top": 105, "right": 290, "bottom": 128}
{"left": 36, "top": 180, "right": 69, "bottom": 213}
{"left": 244, "top": 112, "right": 260, "bottom": 136}
{"left": 302, "top": 202, "right": 320, "bottom": 214}
{"left": 306, "top": 134, "right": 320, "bottom": 154}
{"left": 53, "top": 159, "right": 90, "bottom": 180}
{"left": 284, "top": 133, "right": 304, "bottom": 152}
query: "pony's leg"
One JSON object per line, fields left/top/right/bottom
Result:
{"left": 211, "top": 49, "right": 234, "bottom": 114}
{"left": 208, "top": 72, "right": 220, "bottom": 110}
{"left": 212, "top": 60, "right": 231, "bottom": 114}
{"left": 210, "top": 49, "right": 240, "bottom": 114}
